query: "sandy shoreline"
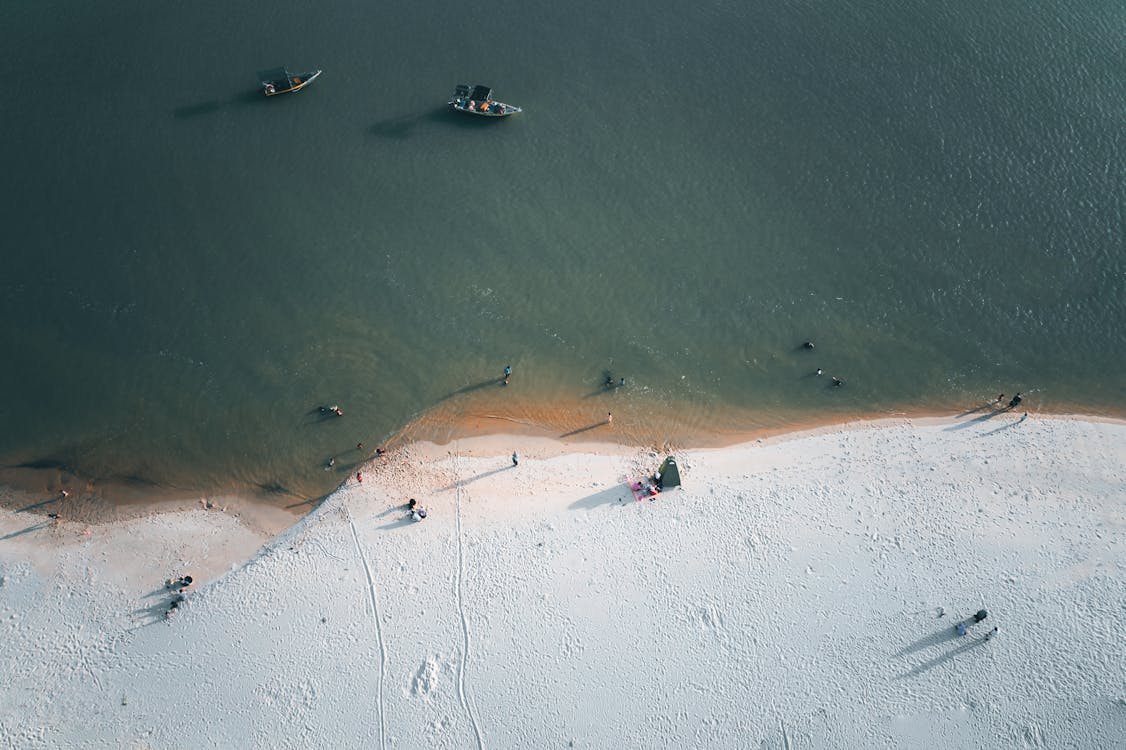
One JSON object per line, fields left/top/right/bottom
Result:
{"left": 1, "top": 412, "right": 1123, "bottom": 747}
{"left": 3, "top": 396, "right": 1122, "bottom": 526}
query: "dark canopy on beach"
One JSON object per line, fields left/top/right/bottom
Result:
{"left": 658, "top": 457, "right": 681, "bottom": 488}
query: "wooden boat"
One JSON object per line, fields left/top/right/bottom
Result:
{"left": 260, "top": 67, "right": 322, "bottom": 97}
{"left": 448, "top": 84, "right": 522, "bottom": 117}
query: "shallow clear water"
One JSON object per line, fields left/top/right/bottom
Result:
{"left": 1, "top": 0, "right": 1123, "bottom": 501}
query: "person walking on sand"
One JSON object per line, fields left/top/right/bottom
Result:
{"left": 995, "top": 394, "right": 1005, "bottom": 406}
{"left": 985, "top": 625, "right": 999, "bottom": 640}
{"left": 356, "top": 472, "right": 363, "bottom": 483}
{"left": 1008, "top": 392, "right": 1022, "bottom": 409}
{"left": 512, "top": 451, "right": 519, "bottom": 467}
{"left": 607, "top": 412, "right": 613, "bottom": 424}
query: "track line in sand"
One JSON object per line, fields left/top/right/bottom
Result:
{"left": 347, "top": 509, "right": 388, "bottom": 750}
{"left": 453, "top": 448, "right": 485, "bottom": 750}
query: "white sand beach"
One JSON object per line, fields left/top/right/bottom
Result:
{"left": 1, "top": 414, "right": 1124, "bottom": 748}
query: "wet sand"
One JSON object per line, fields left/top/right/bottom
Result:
{"left": 2, "top": 388, "right": 1122, "bottom": 524}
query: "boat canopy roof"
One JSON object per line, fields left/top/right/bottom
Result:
{"left": 469, "top": 84, "right": 492, "bottom": 101}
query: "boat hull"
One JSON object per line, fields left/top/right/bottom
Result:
{"left": 447, "top": 100, "right": 522, "bottom": 117}
{"left": 263, "top": 69, "right": 322, "bottom": 96}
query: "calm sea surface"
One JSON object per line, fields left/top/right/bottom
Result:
{"left": 1, "top": 0, "right": 1123, "bottom": 502}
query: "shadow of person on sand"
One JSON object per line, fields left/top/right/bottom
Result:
{"left": 141, "top": 583, "right": 180, "bottom": 600}
{"left": 568, "top": 486, "right": 629, "bottom": 511}
{"left": 129, "top": 599, "right": 175, "bottom": 629}
{"left": 977, "top": 417, "right": 1026, "bottom": 438}
{"left": 898, "top": 637, "right": 987, "bottom": 678}
{"left": 560, "top": 422, "right": 609, "bottom": 439}
{"left": 944, "top": 408, "right": 1010, "bottom": 432}
{"left": 286, "top": 498, "right": 319, "bottom": 510}
{"left": 15, "top": 496, "right": 62, "bottom": 513}
{"left": 894, "top": 625, "right": 962, "bottom": 658}
{"left": 435, "top": 465, "right": 513, "bottom": 493}
{"left": 0, "top": 523, "right": 50, "bottom": 541}
{"left": 378, "top": 515, "right": 417, "bottom": 532}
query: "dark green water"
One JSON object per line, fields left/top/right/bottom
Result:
{"left": 1, "top": 0, "right": 1123, "bottom": 501}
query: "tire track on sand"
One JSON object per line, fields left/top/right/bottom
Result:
{"left": 454, "top": 447, "right": 485, "bottom": 750}
{"left": 347, "top": 508, "right": 387, "bottom": 750}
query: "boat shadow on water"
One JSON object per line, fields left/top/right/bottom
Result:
{"left": 368, "top": 107, "right": 516, "bottom": 139}
{"left": 171, "top": 90, "right": 273, "bottom": 120}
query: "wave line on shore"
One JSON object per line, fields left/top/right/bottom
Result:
{"left": 453, "top": 446, "right": 485, "bottom": 750}
{"left": 347, "top": 507, "right": 387, "bottom": 750}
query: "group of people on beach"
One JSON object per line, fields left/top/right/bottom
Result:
{"left": 953, "top": 608, "right": 999, "bottom": 641}
{"left": 163, "top": 574, "right": 193, "bottom": 620}
{"left": 995, "top": 392, "right": 1023, "bottom": 410}
{"left": 315, "top": 402, "right": 389, "bottom": 483}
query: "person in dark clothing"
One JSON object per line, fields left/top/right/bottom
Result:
{"left": 1008, "top": 393, "right": 1022, "bottom": 409}
{"left": 973, "top": 609, "right": 988, "bottom": 623}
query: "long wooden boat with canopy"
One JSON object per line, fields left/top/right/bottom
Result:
{"left": 260, "top": 67, "right": 322, "bottom": 97}
{"left": 448, "top": 84, "right": 522, "bottom": 117}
